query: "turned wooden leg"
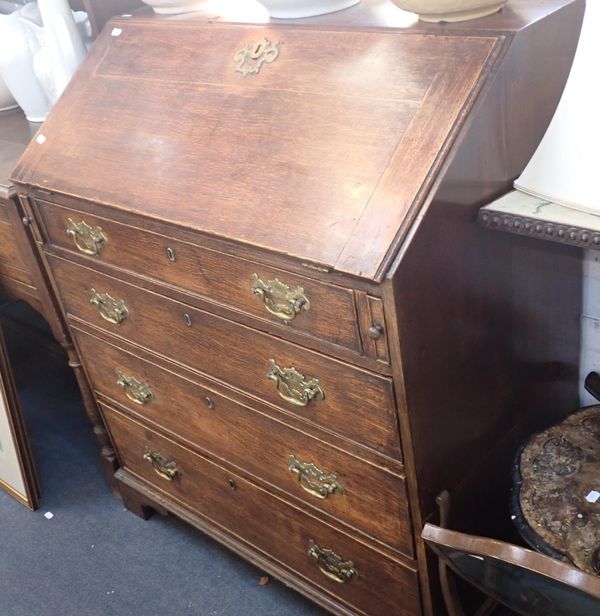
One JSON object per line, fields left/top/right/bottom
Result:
{"left": 63, "top": 341, "right": 119, "bottom": 491}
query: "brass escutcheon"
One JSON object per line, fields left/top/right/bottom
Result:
{"left": 233, "top": 38, "right": 280, "bottom": 76}
{"left": 90, "top": 289, "right": 129, "bottom": 325}
{"left": 267, "top": 359, "right": 324, "bottom": 407}
{"left": 143, "top": 448, "right": 180, "bottom": 481}
{"left": 66, "top": 218, "right": 107, "bottom": 256}
{"left": 116, "top": 370, "right": 154, "bottom": 405}
{"left": 251, "top": 274, "right": 309, "bottom": 324}
{"left": 308, "top": 540, "right": 358, "bottom": 584}
{"left": 288, "top": 454, "right": 342, "bottom": 500}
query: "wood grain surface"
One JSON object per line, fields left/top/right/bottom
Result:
{"left": 13, "top": 22, "right": 497, "bottom": 280}
{"left": 102, "top": 403, "right": 421, "bottom": 616}
{"left": 48, "top": 254, "right": 402, "bottom": 458}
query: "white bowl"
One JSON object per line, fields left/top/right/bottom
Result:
{"left": 140, "top": 0, "right": 211, "bottom": 14}
{"left": 390, "top": 0, "right": 507, "bottom": 22}
{"left": 259, "top": 0, "right": 360, "bottom": 18}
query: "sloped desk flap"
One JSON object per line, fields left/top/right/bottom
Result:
{"left": 12, "top": 19, "right": 500, "bottom": 280}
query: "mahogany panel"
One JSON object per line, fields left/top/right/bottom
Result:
{"left": 73, "top": 325, "right": 413, "bottom": 556}
{"left": 102, "top": 404, "right": 421, "bottom": 616}
{"left": 47, "top": 254, "right": 402, "bottom": 458}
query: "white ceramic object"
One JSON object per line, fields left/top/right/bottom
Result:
{"left": 0, "top": 0, "right": 21, "bottom": 110}
{"left": 390, "top": 0, "right": 506, "bottom": 22}
{"left": 140, "top": 0, "right": 211, "bottom": 14}
{"left": 37, "top": 0, "right": 87, "bottom": 99}
{"left": 0, "top": 3, "right": 51, "bottom": 121}
{"left": 259, "top": 0, "right": 359, "bottom": 18}
{"left": 515, "top": 3, "right": 600, "bottom": 214}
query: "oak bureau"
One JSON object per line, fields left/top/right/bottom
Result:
{"left": 11, "top": 1, "right": 585, "bottom": 614}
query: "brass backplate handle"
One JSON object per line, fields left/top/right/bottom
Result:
{"left": 288, "top": 454, "right": 342, "bottom": 500}
{"left": 90, "top": 288, "right": 129, "bottom": 325}
{"left": 66, "top": 218, "right": 107, "bottom": 256}
{"left": 143, "top": 448, "right": 180, "bottom": 481}
{"left": 116, "top": 370, "right": 154, "bottom": 405}
{"left": 308, "top": 540, "right": 358, "bottom": 583}
{"left": 267, "top": 359, "right": 324, "bottom": 407}
{"left": 233, "top": 38, "right": 280, "bottom": 76}
{"left": 251, "top": 273, "right": 310, "bottom": 324}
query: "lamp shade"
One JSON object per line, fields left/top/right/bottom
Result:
{"left": 514, "top": 3, "right": 599, "bottom": 214}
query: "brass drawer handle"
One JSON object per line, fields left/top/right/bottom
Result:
{"left": 66, "top": 218, "right": 107, "bottom": 256}
{"left": 251, "top": 273, "right": 310, "bottom": 324}
{"left": 90, "top": 289, "right": 129, "bottom": 325}
{"left": 116, "top": 370, "right": 154, "bottom": 405}
{"left": 308, "top": 540, "right": 358, "bottom": 584}
{"left": 143, "top": 448, "right": 180, "bottom": 481}
{"left": 288, "top": 454, "right": 342, "bottom": 500}
{"left": 267, "top": 359, "right": 324, "bottom": 407}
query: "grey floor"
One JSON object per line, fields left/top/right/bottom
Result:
{"left": 0, "top": 305, "right": 327, "bottom": 616}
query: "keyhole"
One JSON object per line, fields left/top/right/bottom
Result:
{"left": 228, "top": 478, "right": 237, "bottom": 490}
{"left": 184, "top": 313, "right": 192, "bottom": 327}
{"left": 204, "top": 396, "right": 215, "bottom": 410}
{"left": 166, "top": 247, "right": 176, "bottom": 262}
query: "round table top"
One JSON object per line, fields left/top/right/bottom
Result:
{"left": 514, "top": 405, "right": 600, "bottom": 575}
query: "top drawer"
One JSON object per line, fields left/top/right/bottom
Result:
{"left": 34, "top": 199, "right": 368, "bottom": 354}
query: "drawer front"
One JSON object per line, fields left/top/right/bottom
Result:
{"left": 0, "top": 215, "right": 28, "bottom": 273}
{"left": 35, "top": 199, "right": 362, "bottom": 352}
{"left": 48, "top": 255, "right": 401, "bottom": 458}
{"left": 102, "top": 405, "right": 421, "bottom": 616}
{"left": 74, "top": 327, "right": 412, "bottom": 556}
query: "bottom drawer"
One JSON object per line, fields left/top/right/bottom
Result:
{"left": 102, "top": 404, "right": 421, "bottom": 616}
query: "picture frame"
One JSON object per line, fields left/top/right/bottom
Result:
{"left": 0, "top": 321, "right": 40, "bottom": 510}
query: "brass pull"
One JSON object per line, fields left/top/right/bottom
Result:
{"left": 66, "top": 218, "right": 107, "bottom": 256}
{"left": 267, "top": 359, "right": 324, "bottom": 407}
{"left": 367, "top": 323, "right": 384, "bottom": 340}
{"left": 308, "top": 540, "right": 358, "bottom": 584}
{"left": 116, "top": 370, "right": 154, "bottom": 405}
{"left": 251, "top": 274, "right": 310, "bottom": 324}
{"left": 288, "top": 454, "right": 342, "bottom": 500}
{"left": 90, "top": 289, "right": 129, "bottom": 325}
{"left": 143, "top": 448, "right": 180, "bottom": 481}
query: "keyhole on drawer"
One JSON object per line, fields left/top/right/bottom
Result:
{"left": 184, "top": 313, "right": 192, "bottom": 327}
{"left": 228, "top": 478, "right": 237, "bottom": 491}
{"left": 204, "top": 396, "right": 215, "bottom": 410}
{"left": 166, "top": 247, "right": 176, "bottom": 262}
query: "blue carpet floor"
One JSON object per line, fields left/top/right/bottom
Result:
{"left": 0, "top": 305, "right": 327, "bottom": 616}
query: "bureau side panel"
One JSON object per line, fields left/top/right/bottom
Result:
{"left": 385, "top": 3, "right": 584, "bottom": 613}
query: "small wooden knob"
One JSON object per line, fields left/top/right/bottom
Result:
{"left": 367, "top": 324, "right": 383, "bottom": 340}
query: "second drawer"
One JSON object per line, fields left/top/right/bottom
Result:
{"left": 73, "top": 326, "right": 413, "bottom": 557}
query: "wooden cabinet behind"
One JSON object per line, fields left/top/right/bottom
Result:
{"left": 0, "top": 113, "right": 41, "bottom": 312}
{"left": 12, "top": 1, "right": 585, "bottom": 614}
